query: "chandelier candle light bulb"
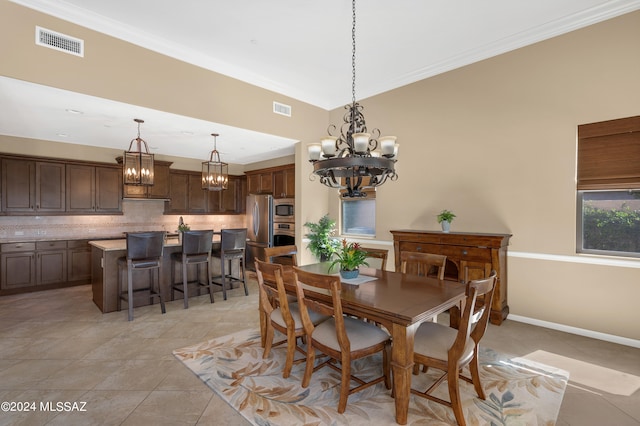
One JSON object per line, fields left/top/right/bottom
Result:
{"left": 308, "top": 144, "right": 322, "bottom": 161}
{"left": 321, "top": 137, "right": 338, "bottom": 157}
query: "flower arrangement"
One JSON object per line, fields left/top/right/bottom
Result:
{"left": 328, "top": 239, "right": 369, "bottom": 272}
{"left": 177, "top": 223, "right": 190, "bottom": 232}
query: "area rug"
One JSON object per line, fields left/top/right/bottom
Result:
{"left": 173, "top": 329, "right": 569, "bottom": 425}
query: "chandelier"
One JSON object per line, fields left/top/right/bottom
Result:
{"left": 202, "top": 133, "right": 228, "bottom": 191}
{"left": 123, "top": 118, "right": 154, "bottom": 186}
{"left": 307, "top": 0, "right": 398, "bottom": 198}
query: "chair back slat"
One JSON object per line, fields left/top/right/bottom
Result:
{"left": 264, "top": 245, "right": 298, "bottom": 266}
{"left": 361, "top": 247, "right": 388, "bottom": 270}
{"left": 126, "top": 231, "right": 164, "bottom": 260}
{"left": 255, "top": 260, "right": 293, "bottom": 326}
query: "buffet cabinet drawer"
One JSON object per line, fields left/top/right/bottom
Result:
{"left": 440, "top": 246, "right": 491, "bottom": 263}
{"left": 36, "top": 241, "right": 67, "bottom": 250}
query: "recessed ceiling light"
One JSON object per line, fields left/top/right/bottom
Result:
{"left": 181, "top": 131, "right": 194, "bottom": 136}
{"left": 57, "top": 132, "right": 68, "bottom": 137}
{"left": 65, "top": 108, "right": 83, "bottom": 114}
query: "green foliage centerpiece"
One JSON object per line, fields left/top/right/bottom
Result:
{"left": 329, "top": 239, "right": 369, "bottom": 279}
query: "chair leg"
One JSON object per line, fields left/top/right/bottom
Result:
{"left": 171, "top": 260, "right": 176, "bottom": 301}
{"left": 448, "top": 367, "right": 466, "bottom": 426}
{"left": 469, "top": 351, "right": 486, "bottom": 400}
{"left": 182, "top": 261, "right": 189, "bottom": 309}
{"left": 241, "top": 255, "right": 248, "bottom": 296}
{"left": 207, "top": 261, "right": 215, "bottom": 303}
{"left": 301, "top": 343, "right": 316, "bottom": 388}
{"left": 282, "top": 329, "right": 297, "bottom": 379}
{"left": 337, "top": 353, "right": 351, "bottom": 414}
{"left": 117, "top": 264, "right": 122, "bottom": 312}
{"left": 156, "top": 268, "right": 166, "bottom": 315}
{"left": 383, "top": 342, "right": 391, "bottom": 390}
{"left": 127, "top": 265, "right": 134, "bottom": 321}
{"left": 263, "top": 322, "right": 274, "bottom": 359}
{"left": 220, "top": 257, "right": 228, "bottom": 300}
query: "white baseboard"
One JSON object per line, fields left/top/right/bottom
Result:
{"left": 509, "top": 314, "right": 640, "bottom": 349}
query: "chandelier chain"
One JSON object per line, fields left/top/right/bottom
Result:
{"left": 351, "top": 0, "right": 356, "bottom": 106}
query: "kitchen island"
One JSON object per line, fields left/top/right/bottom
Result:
{"left": 89, "top": 236, "right": 224, "bottom": 313}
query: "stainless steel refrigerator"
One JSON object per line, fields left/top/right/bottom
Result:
{"left": 246, "top": 194, "right": 273, "bottom": 269}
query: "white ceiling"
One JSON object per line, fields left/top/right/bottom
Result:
{"left": 4, "top": 0, "right": 640, "bottom": 164}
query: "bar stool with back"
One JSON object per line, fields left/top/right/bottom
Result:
{"left": 117, "top": 231, "right": 166, "bottom": 321}
{"left": 211, "top": 228, "right": 249, "bottom": 300}
{"left": 170, "top": 229, "right": 214, "bottom": 308}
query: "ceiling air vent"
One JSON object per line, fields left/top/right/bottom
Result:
{"left": 35, "top": 26, "right": 84, "bottom": 57}
{"left": 273, "top": 101, "right": 291, "bottom": 117}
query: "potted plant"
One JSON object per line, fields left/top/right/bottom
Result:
{"left": 437, "top": 209, "right": 456, "bottom": 233}
{"left": 177, "top": 217, "right": 190, "bottom": 244}
{"left": 328, "top": 239, "right": 369, "bottom": 279}
{"left": 304, "top": 214, "right": 340, "bottom": 261}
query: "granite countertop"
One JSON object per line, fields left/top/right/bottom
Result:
{"left": 89, "top": 238, "right": 182, "bottom": 251}
{"left": 0, "top": 235, "right": 124, "bottom": 245}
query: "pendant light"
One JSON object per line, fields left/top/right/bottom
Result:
{"left": 123, "top": 118, "right": 154, "bottom": 186}
{"left": 202, "top": 133, "right": 228, "bottom": 190}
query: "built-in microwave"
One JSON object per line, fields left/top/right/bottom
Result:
{"left": 273, "top": 198, "right": 294, "bottom": 222}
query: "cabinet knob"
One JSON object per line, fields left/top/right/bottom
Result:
{"left": 416, "top": 246, "right": 422, "bottom": 251}
{"left": 462, "top": 250, "right": 468, "bottom": 255}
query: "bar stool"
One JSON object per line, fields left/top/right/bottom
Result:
{"left": 117, "top": 231, "right": 166, "bottom": 321}
{"left": 211, "top": 228, "right": 248, "bottom": 300}
{"left": 170, "top": 229, "right": 214, "bottom": 309}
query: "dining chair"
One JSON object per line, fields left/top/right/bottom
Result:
{"left": 170, "top": 229, "right": 214, "bottom": 309}
{"left": 361, "top": 247, "right": 388, "bottom": 270}
{"left": 410, "top": 271, "right": 497, "bottom": 426}
{"left": 255, "top": 259, "right": 328, "bottom": 378}
{"left": 263, "top": 245, "right": 298, "bottom": 266}
{"left": 117, "top": 231, "right": 166, "bottom": 321}
{"left": 293, "top": 266, "right": 391, "bottom": 414}
{"left": 211, "top": 228, "right": 248, "bottom": 300}
{"left": 400, "top": 251, "right": 446, "bottom": 279}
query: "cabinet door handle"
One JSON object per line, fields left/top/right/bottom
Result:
{"left": 462, "top": 250, "right": 468, "bottom": 255}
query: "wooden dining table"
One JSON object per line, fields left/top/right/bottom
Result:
{"left": 261, "top": 262, "right": 467, "bottom": 425}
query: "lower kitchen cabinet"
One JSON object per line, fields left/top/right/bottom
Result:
{"left": 0, "top": 239, "right": 93, "bottom": 295}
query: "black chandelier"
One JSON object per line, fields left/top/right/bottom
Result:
{"left": 308, "top": 0, "right": 398, "bottom": 198}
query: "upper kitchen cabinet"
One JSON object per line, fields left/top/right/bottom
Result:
{"left": 1, "top": 157, "right": 65, "bottom": 214}
{"left": 273, "top": 166, "right": 295, "bottom": 198}
{"left": 246, "top": 164, "right": 294, "bottom": 197}
{"left": 66, "top": 164, "right": 122, "bottom": 214}
{"left": 117, "top": 158, "right": 171, "bottom": 200}
{"left": 207, "top": 175, "right": 247, "bottom": 214}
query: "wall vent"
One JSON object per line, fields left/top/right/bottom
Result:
{"left": 35, "top": 26, "right": 84, "bottom": 57}
{"left": 273, "top": 101, "right": 291, "bottom": 117}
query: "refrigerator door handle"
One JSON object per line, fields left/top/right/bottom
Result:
{"left": 252, "top": 200, "right": 260, "bottom": 236}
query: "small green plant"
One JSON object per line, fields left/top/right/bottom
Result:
{"left": 328, "top": 239, "right": 369, "bottom": 272}
{"left": 304, "top": 214, "right": 340, "bottom": 261}
{"left": 177, "top": 222, "right": 190, "bottom": 232}
{"left": 437, "top": 209, "right": 456, "bottom": 223}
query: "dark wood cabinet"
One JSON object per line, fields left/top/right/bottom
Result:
{"left": 166, "top": 172, "right": 189, "bottom": 213}
{"left": 188, "top": 173, "right": 206, "bottom": 213}
{"left": 166, "top": 170, "right": 245, "bottom": 214}
{"left": 1, "top": 158, "right": 65, "bottom": 213}
{"left": 273, "top": 166, "right": 295, "bottom": 198}
{"left": 66, "top": 164, "right": 121, "bottom": 213}
{"left": 1, "top": 243, "right": 36, "bottom": 289}
{"left": 246, "top": 164, "right": 294, "bottom": 197}
{"left": 119, "top": 159, "right": 171, "bottom": 200}
{"left": 391, "top": 230, "right": 511, "bottom": 325}
{"left": 205, "top": 175, "right": 247, "bottom": 214}
{"left": 68, "top": 240, "right": 92, "bottom": 282}
{"left": 36, "top": 241, "right": 67, "bottom": 285}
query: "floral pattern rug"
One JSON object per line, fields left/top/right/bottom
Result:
{"left": 173, "top": 328, "right": 568, "bottom": 425}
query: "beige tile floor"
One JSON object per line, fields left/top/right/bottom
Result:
{"left": 0, "top": 276, "right": 638, "bottom": 425}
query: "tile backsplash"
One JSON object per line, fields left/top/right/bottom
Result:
{"left": 0, "top": 200, "right": 246, "bottom": 241}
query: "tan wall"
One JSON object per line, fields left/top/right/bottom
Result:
{"left": 322, "top": 11, "right": 640, "bottom": 340}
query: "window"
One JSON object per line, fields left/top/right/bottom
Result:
{"left": 577, "top": 116, "right": 640, "bottom": 257}
{"left": 341, "top": 198, "right": 375, "bottom": 236}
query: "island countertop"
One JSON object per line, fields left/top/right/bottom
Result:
{"left": 89, "top": 237, "right": 181, "bottom": 251}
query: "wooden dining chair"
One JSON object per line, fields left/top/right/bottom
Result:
{"left": 400, "top": 251, "right": 446, "bottom": 279}
{"left": 361, "top": 247, "right": 388, "bottom": 270}
{"left": 263, "top": 245, "right": 298, "bottom": 266}
{"left": 410, "top": 271, "right": 497, "bottom": 426}
{"left": 293, "top": 266, "right": 391, "bottom": 414}
{"left": 255, "top": 259, "right": 328, "bottom": 378}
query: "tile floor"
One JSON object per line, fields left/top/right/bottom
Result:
{"left": 0, "top": 277, "right": 638, "bottom": 425}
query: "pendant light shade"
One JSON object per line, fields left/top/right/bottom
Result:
{"left": 123, "top": 118, "right": 154, "bottom": 186}
{"left": 202, "top": 133, "right": 228, "bottom": 191}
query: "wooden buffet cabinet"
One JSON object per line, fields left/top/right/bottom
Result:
{"left": 390, "top": 230, "right": 511, "bottom": 325}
